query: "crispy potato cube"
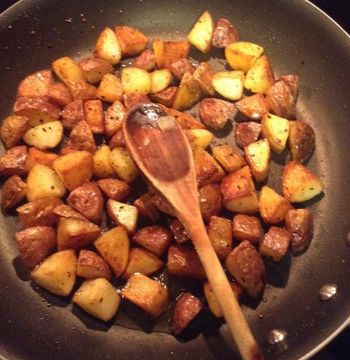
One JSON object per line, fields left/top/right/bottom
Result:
{"left": 199, "top": 98, "right": 236, "bottom": 130}
{"left": 225, "top": 41, "right": 264, "bottom": 73}
{"left": 261, "top": 113, "right": 290, "bottom": 153}
{"left": 47, "top": 82, "right": 72, "bottom": 107}
{"left": 285, "top": 208, "right": 313, "bottom": 253}
{"left": 121, "top": 67, "right": 151, "bottom": 95}
{"left": 167, "top": 108, "right": 205, "bottom": 130}
{"left": 123, "top": 247, "right": 163, "bottom": 279}
{"left": 244, "top": 55, "right": 275, "bottom": 94}
{"left": 212, "top": 18, "right": 239, "bottom": 48}
{"left": 208, "top": 216, "right": 232, "bottom": 260}
{"left": 53, "top": 204, "right": 87, "bottom": 221}
{"left": 192, "top": 62, "right": 215, "bottom": 96}
{"left": 73, "top": 278, "right": 120, "bottom": 321}
{"left": 235, "top": 122, "right": 262, "bottom": 149}
{"left": 77, "top": 250, "right": 111, "bottom": 280}
{"left": 109, "top": 147, "right": 138, "bottom": 183}
{"left": 17, "top": 69, "right": 53, "bottom": 98}
{"left": 185, "top": 128, "right": 213, "bottom": 149}
{"left": 187, "top": 11, "right": 214, "bottom": 53}
{"left": 1, "top": 175, "right": 27, "bottom": 209}
{"left": 282, "top": 161, "right": 323, "bottom": 202}
{"left": 53, "top": 151, "right": 93, "bottom": 191}
{"left": 52, "top": 57, "right": 86, "bottom": 85}
{"left": 84, "top": 100, "right": 104, "bottom": 134}
{"left": 167, "top": 244, "right": 206, "bottom": 279}
{"left": 235, "top": 94, "right": 268, "bottom": 121}
{"left": 212, "top": 71, "right": 244, "bottom": 101}
{"left": 98, "top": 178, "right": 130, "bottom": 201}
{"left": 66, "top": 80, "right": 97, "bottom": 101}
{"left": 26, "top": 164, "right": 65, "bottom": 201}
{"left": 232, "top": 214, "right": 263, "bottom": 244}
{"left": 244, "top": 139, "right": 271, "bottom": 182}
{"left": 95, "top": 27, "right": 121, "bottom": 65}
{"left": 26, "top": 148, "right": 58, "bottom": 171}
{"left": 173, "top": 72, "right": 202, "bottom": 111}
{"left": 220, "top": 166, "right": 259, "bottom": 214}
{"left": 107, "top": 199, "right": 138, "bottom": 233}
{"left": 149, "top": 86, "right": 178, "bottom": 108}
{"left": 94, "top": 226, "right": 130, "bottom": 278}
{"left": 132, "top": 225, "right": 173, "bottom": 256}
{"left": 260, "top": 186, "right": 291, "bottom": 224}
{"left": 61, "top": 100, "right": 84, "bottom": 130}
{"left": 31, "top": 249, "right": 77, "bottom": 296}
{"left": 0, "top": 146, "right": 28, "bottom": 177}
{"left": 150, "top": 69, "right": 172, "bottom": 94}
{"left": 150, "top": 192, "right": 176, "bottom": 216}
{"left": 0, "top": 115, "right": 29, "bottom": 149}
{"left": 93, "top": 145, "right": 114, "bottom": 178}
{"left": 152, "top": 39, "right": 190, "bottom": 69}
{"left": 133, "top": 49, "right": 156, "bottom": 72}
{"left": 115, "top": 26, "right": 148, "bottom": 57}
{"left": 78, "top": 57, "right": 114, "bottom": 84}
{"left": 212, "top": 144, "right": 246, "bottom": 173}
{"left": 66, "top": 120, "right": 96, "bottom": 153}
{"left": 169, "top": 219, "right": 190, "bottom": 244}
{"left": 133, "top": 193, "right": 160, "bottom": 222}
{"left": 172, "top": 293, "right": 203, "bottom": 335}
{"left": 105, "top": 101, "right": 126, "bottom": 138}
{"left": 199, "top": 184, "right": 222, "bottom": 223}
{"left": 122, "top": 273, "right": 169, "bottom": 317}
{"left": 225, "top": 240, "right": 265, "bottom": 298}
{"left": 122, "top": 92, "right": 151, "bottom": 110}
{"left": 170, "top": 58, "right": 195, "bottom": 80}
{"left": 109, "top": 129, "right": 125, "bottom": 149}
{"left": 96, "top": 73, "right": 123, "bottom": 103}
{"left": 288, "top": 121, "right": 315, "bottom": 162}
{"left": 260, "top": 226, "right": 290, "bottom": 262}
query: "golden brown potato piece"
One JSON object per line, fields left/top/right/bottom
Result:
{"left": 185, "top": 128, "right": 213, "bottom": 149}
{"left": 61, "top": 100, "right": 84, "bottom": 130}
{"left": 132, "top": 225, "right": 173, "bottom": 257}
{"left": 133, "top": 193, "right": 160, "bottom": 223}
{"left": 109, "top": 129, "right": 126, "bottom": 149}
{"left": 212, "top": 18, "right": 239, "bottom": 48}
{"left": 192, "top": 62, "right": 215, "bottom": 96}
{"left": 84, "top": 99, "right": 104, "bottom": 134}
{"left": 17, "top": 69, "right": 53, "bottom": 98}
{"left": 67, "top": 120, "right": 96, "bottom": 154}
{"left": 170, "top": 58, "right": 195, "bottom": 80}
{"left": 235, "top": 94, "right": 268, "bottom": 121}
{"left": 244, "top": 139, "right": 271, "bottom": 182}
{"left": 173, "top": 72, "right": 202, "bottom": 111}
{"left": 150, "top": 192, "right": 176, "bottom": 216}
{"left": 25, "top": 148, "right": 58, "bottom": 171}
{"left": 235, "top": 122, "right": 262, "bottom": 149}
{"left": 77, "top": 249, "right": 111, "bottom": 280}
{"left": 260, "top": 226, "right": 291, "bottom": 262}
{"left": 17, "top": 197, "right": 62, "bottom": 228}
{"left": 167, "top": 244, "right": 206, "bottom": 279}
{"left": 95, "top": 27, "right": 121, "bottom": 65}
{"left": 172, "top": 293, "right": 203, "bottom": 335}
{"left": 169, "top": 219, "right": 190, "bottom": 244}
{"left": 0, "top": 145, "right": 28, "bottom": 177}
{"left": 1, "top": 175, "right": 27, "bottom": 209}
{"left": 57, "top": 217, "right": 101, "bottom": 250}
{"left": 149, "top": 86, "right": 178, "bottom": 108}
{"left": 288, "top": 121, "right": 315, "bottom": 162}
{"left": 208, "top": 216, "right": 232, "bottom": 260}
{"left": 198, "top": 184, "right": 223, "bottom": 223}
{"left": 260, "top": 186, "right": 291, "bottom": 224}
{"left": 121, "top": 67, "right": 152, "bottom": 95}
{"left": 0, "top": 115, "right": 29, "bottom": 149}
{"left": 97, "top": 178, "right": 130, "bottom": 201}
{"left": 52, "top": 56, "right": 86, "bottom": 85}
{"left": 261, "top": 113, "right": 290, "bottom": 154}
{"left": 187, "top": 10, "right": 214, "bottom": 53}
{"left": 285, "top": 208, "right": 313, "bottom": 253}
{"left": 199, "top": 98, "right": 236, "bottom": 130}
{"left": 78, "top": 57, "right": 114, "bottom": 84}
{"left": 212, "top": 71, "right": 244, "bottom": 101}
{"left": 67, "top": 182, "right": 103, "bottom": 224}
{"left": 212, "top": 144, "right": 246, "bottom": 174}
{"left": 133, "top": 49, "right": 156, "bottom": 72}
{"left": 115, "top": 26, "right": 148, "bottom": 57}
{"left": 167, "top": 108, "right": 205, "bottom": 130}
{"left": 225, "top": 240, "right": 265, "bottom": 298}
{"left": 93, "top": 145, "right": 114, "bottom": 179}
{"left": 150, "top": 69, "right": 173, "bottom": 94}
{"left": 122, "top": 92, "right": 151, "bottom": 110}
{"left": 105, "top": 100, "right": 126, "bottom": 138}
{"left": 232, "top": 214, "right": 263, "bottom": 244}
{"left": 122, "top": 273, "right": 169, "bottom": 317}
{"left": 153, "top": 39, "right": 190, "bottom": 69}
{"left": 53, "top": 204, "right": 87, "bottom": 220}
{"left": 109, "top": 147, "right": 138, "bottom": 183}
{"left": 47, "top": 82, "right": 72, "bottom": 107}
{"left": 15, "top": 226, "right": 56, "bottom": 269}
{"left": 96, "top": 73, "right": 123, "bottom": 103}
{"left": 66, "top": 80, "right": 97, "bottom": 101}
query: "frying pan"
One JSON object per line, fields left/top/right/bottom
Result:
{"left": 0, "top": 0, "right": 350, "bottom": 359}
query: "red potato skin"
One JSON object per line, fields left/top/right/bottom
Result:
{"left": 232, "top": 214, "right": 263, "bottom": 244}
{"left": 170, "top": 58, "right": 195, "bottom": 80}
{"left": 1, "top": 175, "right": 27, "bottom": 209}
{"left": 169, "top": 219, "right": 190, "bottom": 244}
{"left": 53, "top": 204, "right": 87, "bottom": 220}
{"left": 77, "top": 249, "right": 112, "bottom": 280}
{"left": 199, "top": 98, "right": 236, "bottom": 130}
{"left": 67, "top": 120, "right": 96, "bottom": 154}
{"left": 47, "top": 82, "right": 73, "bottom": 107}
{"left": 198, "top": 184, "right": 223, "bottom": 223}
{"left": 97, "top": 178, "right": 131, "bottom": 201}
{"left": 212, "top": 18, "right": 239, "bottom": 48}
{"left": 235, "top": 122, "right": 262, "bottom": 149}
{"left": 133, "top": 49, "right": 156, "bottom": 72}
{"left": 235, "top": 94, "right": 269, "bottom": 121}
{"left": 13, "top": 96, "right": 60, "bottom": 120}
{"left": 122, "top": 93, "right": 151, "bottom": 110}
{"left": 108, "top": 129, "right": 126, "bottom": 149}
{"left": 0, "top": 146, "right": 28, "bottom": 177}
{"left": 17, "top": 70, "right": 53, "bottom": 98}
{"left": 260, "top": 226, "right": 291, "bottom": 262}
{"left": 61, "top": 100, "right": 85, "bottom": 130}
{"left": 149, "top": 86, "right": 178, "bottom": 108}
{"left": 0, "top": 115, "right": 29, "bottom": 149}
{"left": 105, "top": 100, "right": 126, "bottom": 138}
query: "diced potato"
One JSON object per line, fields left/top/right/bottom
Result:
{"left": 121, "top": 67, "right": 152, "bottom": 95}
{"left": 53, "top": 151, "right": 93, "bottom": 191}
{"left": 95, "top": 27, "right": 121, "bottom": 65}
{"left": 73, "top": 278, "right": 120, "bottom": 321}
{"left": 259, "top": 186, "right": 291, "bottom": 224}
{"left": 61, "top": 100, "right": 84, "bottom": 130}
{"left": 212, "top": 144, "right": 246, "bottom": 173}
{"left": 53, "top": 204, "right": 87, "bottom": 221}
{"left": 225, "top": 41, "right": 264, "bottom": 73}
{"left": 133, "top": 193, "right": 160, "bottom": 222}
{"left": 66, "top": 120, "right": 96, "bottom": 154}
{"left": 192, "top": 62, "right": 215, "bottom": 96}
{"left": 199, "top": 98, "right": 236, "bottom": 130}
{"left": 261, "top": 113, "right": 290, "bottom": 153}
{"left": 109, "top": 129, "right": 126, "bottom": 149}
{"left": 96, "top": 73, "right": 123, "bottom": 103}
{"left": 115, "top": 26, "right": 148, "bottom": 57}
{"left": 0, "top": 115, "right": 29, "bottom": 149}
{"left": 207, "top": 216, "right": 232, "bottom": 260}
{"left": 260, "top": 226, "right": 291, "bottom": 262}
{"left": 288, "top": 121, "right": 315, "bottom": 162}
{"left": 232, "top": 214, "right": 263, "bottom": 244}
{"left": 109, "top": 147, "right": 138, "bottom": 183}
{"left": 78, "top": 57, "right": 114, "bottom": 84}
{"left": 150, "top": 69, "right": 172, "bottom": 94}
{"left": 104, "top": 100, "right": 126, "bottom": 138}
{"left": 22, "top": 121, "right": 63, "bottom": 150}
{"left": 185, "top": 128, "right": 213, "bottom": 149}
{"left": 66, "top": 80, "right": 97, "bottom": 101}
{"left": 26, "top": 148, "right": 58, "bottom": 171}
{"left": 77, "top": 250, "right": 111, "bottom": 281}
{"left": 244, "top": 55, "right": 275, "bottom": 94}
{"left": 93, "top": 145, "right": 114, "bottom": 178}
{"left": 123, "top": 93, "right": 151, "bottom": 110}
{"left": 84, "top": 100, "right": 104, "bottom": 134}
{"left": 187, "top": 11, "right": 214, "bottom": 53}
{"left": 170, "top": 58, "right": 195, "bottom": 80}
{"left": 0, "top": 146, "right": 28, "bottom": 177}
{"left": 1, "top": 175, "right": 27, "bottom": 209}
{"left": 235, "top": 122, "right": 262, "bottom": 149}
{"left": 27, "top": 164, "right": 65, "bottom": 201}
{"left": 212, "top": 71, "right": 244, "bottom": 101}
{"left": 123, "top": 247, "right": 163, "bottom": 279}
{"left": 167, "top": 108, "right": 205, "bottom": 130}
{"left": 107, "top": 199, "right": 138, "bottom": 234}
{"left": 31, "top": 250, "right": 77, "bottom": 296}
{"left": 94, "top": 226, "right": 130, "bottom": 278}
{"left": 47, "top": 82, "right": 73, "bottom": 107}
{"left": 52, "top": 57, "right": 86, "bottom": 85}
{"left": 173, "top": 72, "right": 202, "bottom": 111}
{"left": 150, "top": 192, "right": 176, "bottom": 217}
{"left": 133, "top": 49, "right": 156, "bottom": 72}
{"left": 235, "top": 93, "right": 268, "bottom": 121}
{"left": 97, "top": 178, "right": 130, "bottom": 201}
{"left": 17, "top": 69, "right": 53, "bottom": 98}
{"left": 152, "top": 39, "right": 190, "bottom": 69}
{"left": 282, "top": 161, "right": 323, "bottom": 202}
{"left": 244, "top": 139, "right": 271, "bottom": 182}
{"left": 199, "top": 184, "right": 222, "bottom": 223}
{"left": 212, "top": 18, "right": 239, "bottom": 48}
{"left": 169, "top": 219, "right": 190, "bottom": 244}
{"left": 149, "top": 86, "right": 178, "bottom": 108}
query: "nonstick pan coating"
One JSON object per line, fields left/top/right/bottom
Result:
{"left": 0, "top": 1, "right": 350, "bottom": 359}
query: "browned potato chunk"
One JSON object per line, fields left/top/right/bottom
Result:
{"left": 47, "top": 82, "right": 72, "bottom": 107}
{"left": 77, "top": 249, "right": 111, "bottom": 280}
{"left": 212, "top": 18, "right": 239, "bottom": 48}
{"left": 66, "top": 80, "right": 97, "bottom": 101}
{"left": 167, "top": 108, "right": 205, "bottom": 130}
{"left": 25, "top": 148, "right": 58, "bottom": 171}
{"left": 96, "top": 73, "right": 123, "bottom": 103}
{"left": 244, "top": 139, "right": 271, "bottom": 182}
{"left": 225, "top": 240, "right": 265, "bottom": 298}
{"left": 53, "top": 204, "right": 87, "bottom": 220}
{"left": 93, "top": 145, "right": 114, "bottom": 178}
{"left": 192, "top": 62, "right": 215, "bottom": 96}
{"left": 198, "top": 184, "right": 222, "bottom": 223}
{"left": 212, "top": 144, "right": 246, "bottom": 174}
{"left": 187, "top": 11, "right": 214, "bottom": 53}
{"left": 149, "top": 86, "right": 178, "bottom": 108}
{"left": 17, "top": 69, "right": 53, "bottom": 98}
{"left": 1, "top": 175, "right": 27, "bottom": 209}
{"left": 84, "top": 100, "right": 104, "bottom": 134}
{"left": 15, "top": 226, "right": 56, "bottom": 269}
{"left": 0, "top": 115, "right": 29, "bottom": 149}
{"left": 123, "top": 247, "right": 163, "bottom": 279}
{"left": 235, "top": 94, "right": 268, "bottom": 121}
{"left": 285, "top": 208, "right": 313, "bottom": 253}
{"left": 78, "top": 57, "right": 114, "bottom": 84}
{"left": 260, "top": 186, "right": 291, "bottom": 224}
{"left": 122, "top": 92, "right": 151, "bottom": 110}
{"left": 288, "top": 121, "right": 315, "bottom": 162}
{"left": 122, "top": 273, "right": 169, "bottom": 317}
{"left": 107, "top": 199, "right": 138, "bottom": 233}
{"left": 260, "top": 226, "right": 290, "bottom": 262}
{"left": 167, "top": 244, "right": 206, "bottom": 279}
{"left": 109, "top": 129, "right": 125, "bottom": 149}
{"left": 132, "top": 225, "right": 173, "bottom": 257}
{"left": 235, "top": 122, "right": 262, "bottom": 149}
{"left": 17, "top": 197, "right": 62, "bottom": 228}
{"left": 261, "top": 113, "right": 290, "bottom": 154}
{"left": 66, "top": 120, "right": 96, "bottom": 154}
{"left": 208, "top": 216, "right": 232, "bottom": 260}
{"left": 232, "top": 214, "right": 263, "bottom": 244}
{"left": 67, "top": 182, "right": 103, "bottom": 224}
{"left": 133, "top": 49, "right": 156, "bottom": 72}
{"left": 61, "top": 100, "right": 84, "bottom": 130}
{"left": 150, "top": 192, "right": 176, "bottom": 216}
{"left": 199, "top": 98, "right": 236, "bottom": 130}
{"left": 153, "top": 39, "right": 190, "bottom": 69}
{"left": 173, "top": 72, "right": 202, "bottom": 111}
{"left": 169, "top": 219, "right": 190, "bottom": 244}
{"left": 115, "top": 26, "right": 148, "bottom": 57}
{"left": 170, "top": 58, "right": 195, "bottom": 80}
{"left": 172, "top": 293, "right": 203, "bottom": 335}
{"left": 95, "top": 27, "right": 121, "bottom": 65}
{"left": 97, "top": 178, "right": 130, "bottom": 201}
{"left": 105, "top": 100, "right": 126, "bottom": 138}
{"left": 0, "top": 145, "right": 28, "bottom": 177}
{"left": 133, "top": 193, "right": 160, "bottom": 222}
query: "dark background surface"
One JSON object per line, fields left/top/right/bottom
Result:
{"left": 0, "top": 0, "right": 349, "bottom": 359}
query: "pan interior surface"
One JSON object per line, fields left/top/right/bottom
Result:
{"left": 0, "top": 1, "right": 350, "bottom": 360}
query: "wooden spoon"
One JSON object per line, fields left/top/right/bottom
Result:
{"left": 123, "top": 103, "right": 263, "bottom": 360}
